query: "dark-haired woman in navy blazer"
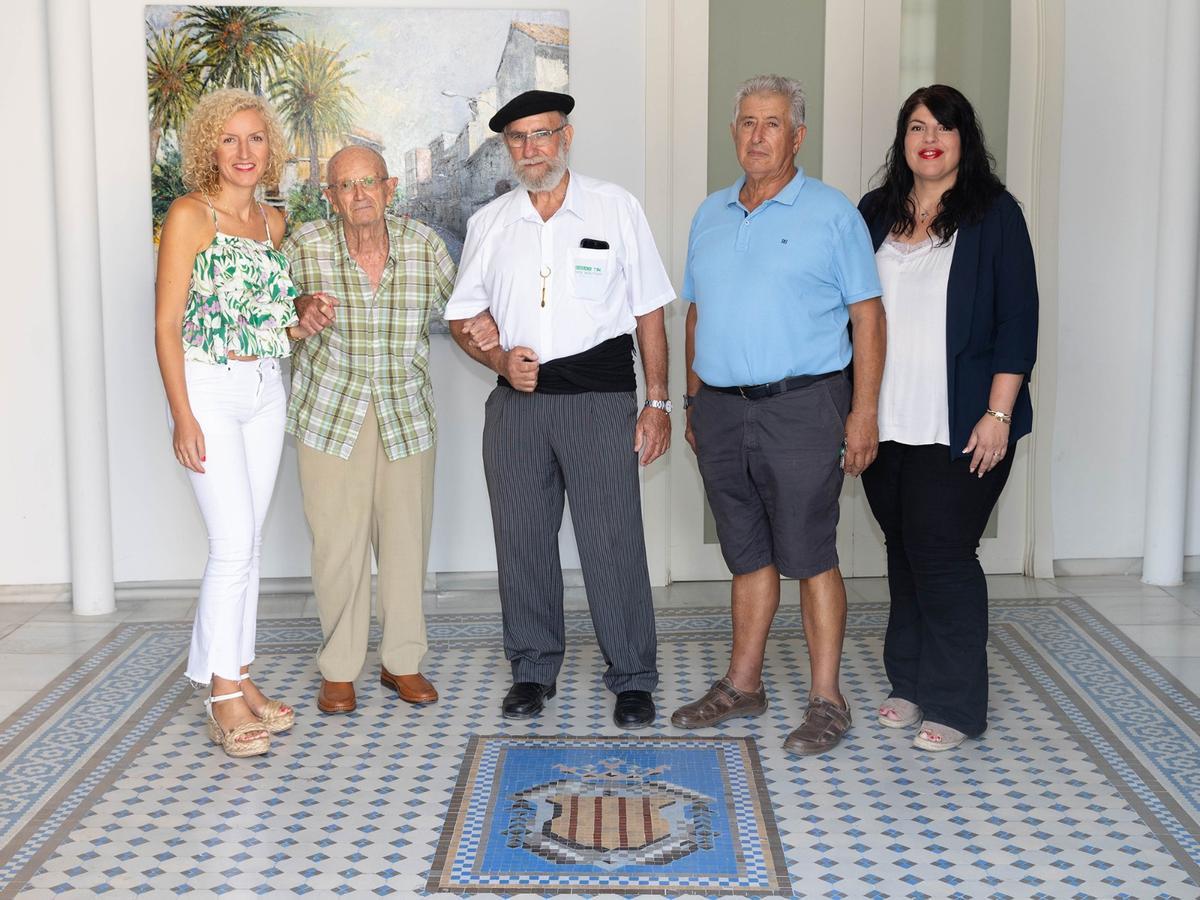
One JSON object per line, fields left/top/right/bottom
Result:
{"left": 857, "top": 84, "right": 1038, "bottom": 751}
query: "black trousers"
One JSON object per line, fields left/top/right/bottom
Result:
{"left": 861, "top": 441, "right": 1014, "bottom": 736}
{"left": 481, "top": 387, "right": 659, "bottom": 694}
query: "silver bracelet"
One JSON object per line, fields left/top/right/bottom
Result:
{"left": 985, "top": 408, "right": 1012, "bottom": 425}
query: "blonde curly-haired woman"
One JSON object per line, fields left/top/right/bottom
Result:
{"left": 155, "top": 89, "right": 311, "bottom": 757}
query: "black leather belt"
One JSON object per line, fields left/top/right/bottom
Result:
{"left": 707, "top": 370, "right": 841, "bottom": 400}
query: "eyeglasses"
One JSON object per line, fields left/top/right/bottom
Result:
{"left": 503, "top": 124, "right": 568, "bottom": 148}
{"left": 332, "top": 175, "right": 386, "bottom": 193}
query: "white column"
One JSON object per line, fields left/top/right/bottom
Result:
{"left": 45, "top": 0, "right": 115, "bottom": 614}
{"left": 1143, "top": 0, "right": 1200, "bottom": 586}
{"left": 643, "top": 0, "right": 672, "bottom": 587}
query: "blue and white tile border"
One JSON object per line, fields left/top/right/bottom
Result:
{"left": 0, "top": 596, "right": 1197, "bottom": 896}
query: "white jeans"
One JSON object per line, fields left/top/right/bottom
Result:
{"left": 173, "top": 358, "right": 286, "bottom": 684}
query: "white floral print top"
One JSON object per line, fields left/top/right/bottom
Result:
{"left": 181, "top": 201, "right": 298, "bottom": 364}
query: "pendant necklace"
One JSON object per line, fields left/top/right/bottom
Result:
{"left": 912, "top": 193, "right": 935, "bottom": 223}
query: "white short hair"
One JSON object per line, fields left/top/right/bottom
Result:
{"left": 732, "top": 74, "right": 806, "bottom": 129}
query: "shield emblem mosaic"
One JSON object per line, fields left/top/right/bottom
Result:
{"left": 545, "top": 794, "right": 672, "bottom": 850}
{"left": 429, "top": 735, "right": 792, "bottom": 895}
{"left": 508, "top": 758, "right": 717, "bottom": 868}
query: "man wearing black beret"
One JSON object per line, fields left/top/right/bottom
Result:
{"left": 446, "top": 90, "right": 675, "bottom": 729}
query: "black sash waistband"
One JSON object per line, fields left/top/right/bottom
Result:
{"left": 497, "top": 334, "right": 636, "bottom": 395}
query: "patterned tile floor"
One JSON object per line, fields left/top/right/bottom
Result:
{"left": 0, "top": 576, "right": 1197, "bottom": 898}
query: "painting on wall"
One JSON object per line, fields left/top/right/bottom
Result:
{"left": 145, "top": 4, "right": 570, "bottom": 262}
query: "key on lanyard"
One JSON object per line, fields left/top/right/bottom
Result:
{"left": 539, "top": 265, "right": 551, "bottom": 308}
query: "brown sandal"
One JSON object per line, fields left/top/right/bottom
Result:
{"left": 783, "top": 695, "right": 853, "bottom": 756}
{"left": 670, "top": 677, "right": 767, "bottom": 729}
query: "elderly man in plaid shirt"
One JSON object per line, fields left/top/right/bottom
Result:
{"left": 284, "top": 146, "right": 496, "bottom": 714}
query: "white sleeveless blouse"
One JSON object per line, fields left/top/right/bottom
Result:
{"left": 874, "top": 232, "right": 957, "bottom": 447}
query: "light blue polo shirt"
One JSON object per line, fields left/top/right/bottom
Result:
{"left": 683, "top": 168, "right": 881, "bottom": 387}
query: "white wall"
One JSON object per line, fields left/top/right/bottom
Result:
{"left": 1052, "top": 0, "right": 1170, "bottom": 561}
{"left": 77, "top": 0, "right": 648, "bottom": 583}
{"left": 0, "top": 0, "right": 72, "bottom": 585}
{"left": 7, "top": 0, "right": 1198, "bottom": 587}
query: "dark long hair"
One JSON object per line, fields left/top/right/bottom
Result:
{"left": 865, "top": 84, "right": 1004, "bottom": 242}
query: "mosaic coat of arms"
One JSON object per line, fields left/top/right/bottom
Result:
{"left": 504, "top": 757, "right": 717, "bottom": 869}
{"left": 430, "top": 735, "right": 791, "bottom": 894}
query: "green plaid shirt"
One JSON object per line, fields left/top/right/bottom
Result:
{"left": 282, "top": 215, "right": 455, "bottom": 461}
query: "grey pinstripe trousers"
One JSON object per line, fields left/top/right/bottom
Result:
{"left": 482, "top": 386, "right": 659, "bottom": 694}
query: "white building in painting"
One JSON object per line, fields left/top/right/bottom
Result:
{"left": 403, "top": 20, "right": 569, "bottom": 243}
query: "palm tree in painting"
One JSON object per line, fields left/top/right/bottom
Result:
{"left": 179, "top": 6, "right": 293, "bottom": 92}
{"left": 271, "top": 39, "right": 361, "bottom": 189}
{"left": 145, "top": 27, "right": 203, "bottom": 164}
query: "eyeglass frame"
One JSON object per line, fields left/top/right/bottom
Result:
{"left": 502, "top": 124, "right": 569, "bottom": 148}
{"left": 330, "top": 175, "right": 390, "bottom": 194}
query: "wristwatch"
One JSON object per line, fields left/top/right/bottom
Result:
{"left": 683, "top": 394, "right": 696, "bottom": 410}
{"left": 644, "top": 399, "right": 673, "bottom": 413}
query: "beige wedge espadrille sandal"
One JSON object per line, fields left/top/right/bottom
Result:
{"left": 913, "top": 721, "right": 968, "bottom": 752}
{"left": 239, "top": 674, "right": 294, "bottom": 734}
{"left": 878, "top": 697, "right": 921, "bottom": 729}
{"left": 205, "top": 691, "right": 270, "bottom": 758}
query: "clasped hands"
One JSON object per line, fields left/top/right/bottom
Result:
{"left": 496, "top": 342, "right": 669, "bottom": 467}
{"left": 293, "top": 295, "right": 670, "bottom": 467}
{"left": 294, "top": 293, "right": 502, "bottom": 353}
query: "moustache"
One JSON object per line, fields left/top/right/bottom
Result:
{"left": 519, "top": 156, "right": 553, "bottom": 167}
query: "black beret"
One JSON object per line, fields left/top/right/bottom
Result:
{"left": 488, "top": 90, "right": 575, "bottom": 133}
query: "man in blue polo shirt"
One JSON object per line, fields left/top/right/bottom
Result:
{"left": 671, "top": 75, "right": 886, "bottom": 757}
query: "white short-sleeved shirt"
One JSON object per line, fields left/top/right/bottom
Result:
{"left": 875, "top": 232, "right": 956, "bottom": 446}
{"left": 445, "top": 171, "right": 676, "bottom": 363}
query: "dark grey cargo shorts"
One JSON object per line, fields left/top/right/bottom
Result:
{"left": 691, "top": 372, "right": 850, "bottom": 579}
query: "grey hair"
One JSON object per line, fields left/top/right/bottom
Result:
{"left": 732, "top": 74, "right": 806, "bottom": 129}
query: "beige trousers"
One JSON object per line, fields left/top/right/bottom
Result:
{"left": 298, "top": 402, "right": 434, "bottom": 681}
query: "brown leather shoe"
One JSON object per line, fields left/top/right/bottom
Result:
{"left": 317, "top": 679, "right": 356, "bottom": 714}
{"left": 380, "top": 667, "right": 438, "bottom": 704}
{"left": 783, "top": 695, "right": 853, "bottom": 756}
{"left": 670, "top": 676, "right": 767, "bottom": 729}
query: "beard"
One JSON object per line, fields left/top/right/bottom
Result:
{"left": 513, "top": 143, "right": 569, "bottom": 192}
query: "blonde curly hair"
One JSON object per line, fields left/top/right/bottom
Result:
{"left": 180, "top": 88, "right": 287, "bottom": 194}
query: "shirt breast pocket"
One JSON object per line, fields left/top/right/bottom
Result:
{"left": 571, "top": 248, "right": 616, "bottom": 302}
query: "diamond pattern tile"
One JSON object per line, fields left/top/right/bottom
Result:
{"left": 0, "top": 598, "right": 1195, "bottom": 897}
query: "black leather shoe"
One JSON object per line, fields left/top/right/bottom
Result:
{"left": 502, "top": 681, "right": 556, "bottom": 719}
{"left": 613, "top": 690, "right": 656, "bottom": 729}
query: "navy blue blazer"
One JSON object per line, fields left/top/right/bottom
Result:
{"left": 858, "top": 189, "right": 1038, "bottom": 458}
